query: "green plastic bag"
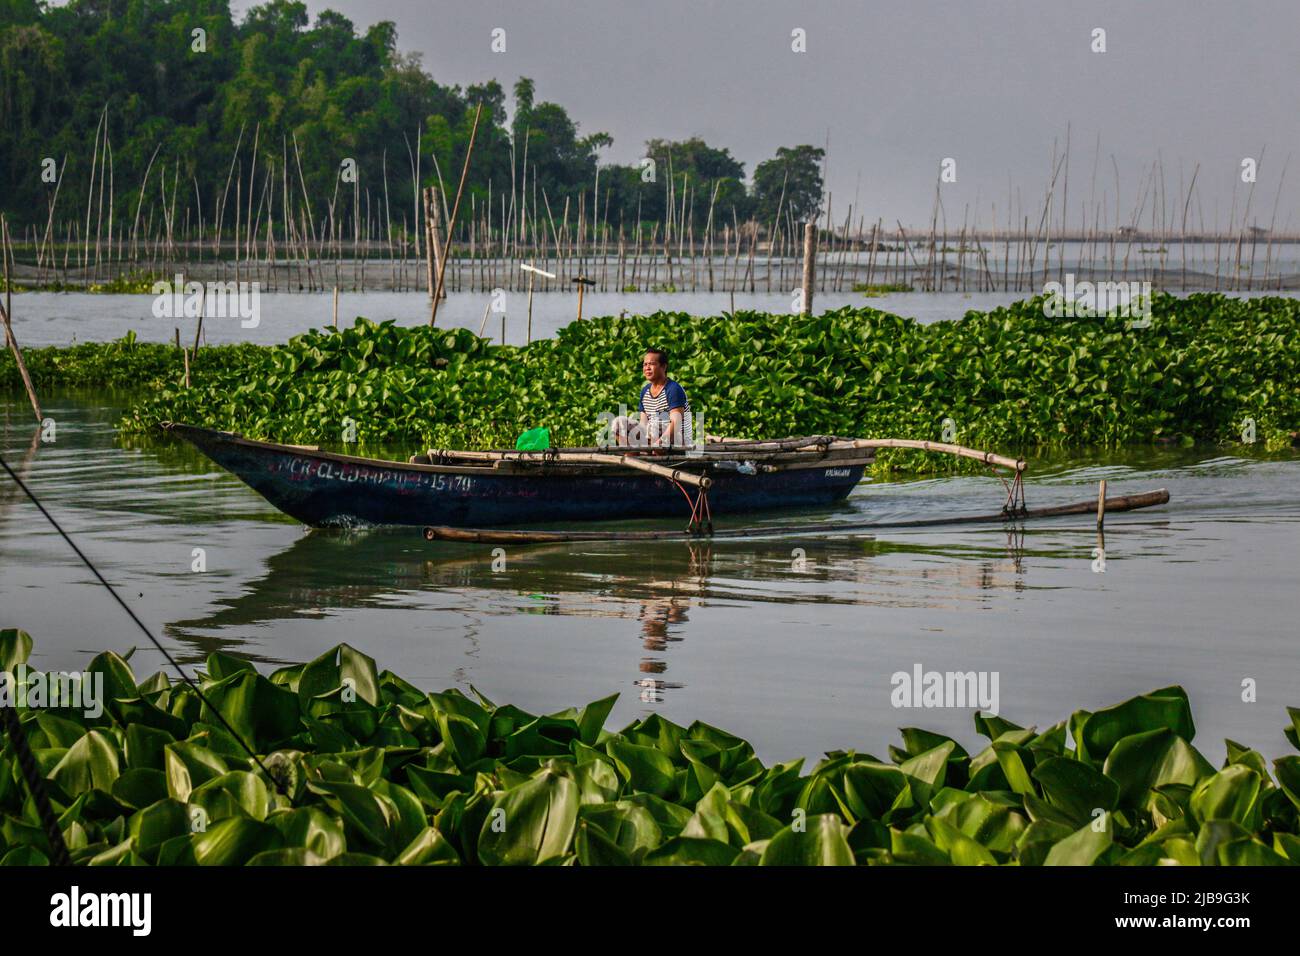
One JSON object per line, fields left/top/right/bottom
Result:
{"left": 515, "top": 427, "right": 550, "bottom": 451}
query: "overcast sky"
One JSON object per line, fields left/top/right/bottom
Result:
{"left": 233, "top": 0, "right": 1300, "bottom": 231}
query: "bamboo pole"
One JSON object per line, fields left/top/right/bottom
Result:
{"left": 1, "top": 217, "right": 42, "bottom": 424}
{"left": 1097, "top": 478, "right": 1107, "bottom": 528}
{"left": 423, "top": 489, "right": 1171, "bottom": 544}
{"left": 428, "top": 448, "right": 713, "bottom": 488}
{"left": 424, "top": 186, "right": 444, "bottom": 298}
{"left": 192, "top": 289, "right": 205, "bottom": 356}
{"left": 430, "top": 104, "right": 483, "bottom": 326}
{"left": 745, "top": 435, "right": 1028, "bottom": 472}
{"left": 801, "top": 221, "right": 816, "bottom": 314}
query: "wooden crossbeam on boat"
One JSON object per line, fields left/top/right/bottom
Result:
{"left": 429, "top": 448, "right": 715, "bottom": 488}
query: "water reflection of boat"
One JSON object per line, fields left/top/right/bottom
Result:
{"left": 164, "top": 526, "right": 1047, "bottom": 706}
{"left": 166, "top": 526, "right": 1058, "bottom": 634}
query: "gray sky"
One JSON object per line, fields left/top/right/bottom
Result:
{"left": 235, "top": 0, "right": 1300, "bottom": 231}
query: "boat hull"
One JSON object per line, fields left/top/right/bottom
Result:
{"left": 169, "top": 424, "right": 867, "bottom": 529}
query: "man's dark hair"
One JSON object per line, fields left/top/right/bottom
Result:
{"left": 644, "top": 347, "right": 669, "bottom": 370}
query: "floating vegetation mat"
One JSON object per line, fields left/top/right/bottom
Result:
{"left": 4, "top": 294, "right": 1298, "bottom": 471}
{"left": 2, "top": 630, "right": 1298, "bottom": 866}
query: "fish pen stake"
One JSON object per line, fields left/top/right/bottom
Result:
{"left": 573, "top": 275, "right": 595, "bottom": 321}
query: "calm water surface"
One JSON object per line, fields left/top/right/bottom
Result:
{"left": 12, "top": 288, "right": 1300, "bottom": 347}
{"left": 2, "top": 395, "right": 1298, "bottom": 766}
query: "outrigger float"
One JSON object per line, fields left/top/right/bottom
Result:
{"left": 165, "top": 423, "right": 1170, "bottom": 542}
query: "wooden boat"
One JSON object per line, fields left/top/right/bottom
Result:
{"left": 163, "top": 423, "right": 878, "bottom": 529}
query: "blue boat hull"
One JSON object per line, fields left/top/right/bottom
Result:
{"left": 170, "top": 424, "right": 866, "bottom": 529}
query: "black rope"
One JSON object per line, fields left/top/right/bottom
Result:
{"left": 0, "top": 700, "right": 72, "bottom": 865}
{"left": 0, "top": 453, "right": 292, "bottom": 802}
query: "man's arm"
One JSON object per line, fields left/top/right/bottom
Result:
{"left": 658, "top": 407, "right": 683, "bottom": 446}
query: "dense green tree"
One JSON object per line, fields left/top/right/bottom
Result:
{"left": 0, "top": 0, "right": 824, "bottom": 244}
{"left": 752, "top": 144, "right": 825, "bottom": 226}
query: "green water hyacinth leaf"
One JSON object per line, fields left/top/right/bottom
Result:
{"left": 247, "top": 848, "right": 327, "bottom": 866}
{"left": 164, "top": 741, "right": 226, "bottom": 801}
{"left": 129, "top": 799, "right": 190, "bottom": 855}
{"left": 1, "top": 846, "right": 49, "bottom": 866}
{"left": 579, "top": 802, "right": 662, "bottom": 856}
{"left": 201, "top": 670, "right": 301, "bottom": 752}
{"left": 268, "top": 807, "right": 347, "bottom": 861}
{"left": 205, "top": 650, "right": 257, "bottom": 681}
{"left": 1078, "top": 687, "right": 1196, "bottom": 761}
{"left": 1274, "top": 757, "right": 1300, "bottom": 811}
{"left": 760, "top": 815, "right": 855, "bottom": 865}
{"left": 86, "top": 649, "right": 138, "bottom": 711}
{"left": 888, "top": 829, "right": 950, "bottom": 865}
{"left": 111, "top": 768, "right": 169, "bottom": 810}
{"left": 1284, "top": 709, "right": 1300, "bottom": 751}
{"left": 435, "top": 711, "right": 487, "bottom": 768}
{"left": 606, "top": 738, "right": 677, "bottom": 798}
{"left": 1032, "top": 757, "right": 1120, "bottom": 824}
{"left": 6, "top": 631, "right": 1300, "bottom": 866}
{"left": 575, "top": 820, "right": 632, "bottom": 866}
{"left": 308, "top": 780, "right": 393, "bottom": 852}
{"left": 1043, "top": 819, "right": 1115, "bottom": 866}
{"left": 681, "top": 783, "right": 731, "bottom": 843}
{"left": 0, "top": 628, "right": 32, "bottom": 672}
{"left": 840, "top": 761, "right": 910, "bottom": 821}
{"left": 575, "top": 694, "right": 619, "bottom": 746}
{"left": 1189, "top": 765, "right": 1261, "bottom": 828}
{"left": 900, "top": 741, "right": 955, "bottom": 792}
{"left": 192, "top": 817, "right": 282, "bottom": 866}
{"left": 299, "top": 644, "right": 381, "bottom": 707}
{"left": 476, "top": 769, "right": 578, "bottom": 865}
{"left": 574, "top": 755, "right": 621, "bottom": 805}
{"left": 644, "top": 836, "right": 739, "bottom": 866}
{"left": 193, "top": 772, "right": 271, "bottom": 821}
{"left": 926, "top": 816, "right": 997, "bottom": 866}
{"left": 32, "top": 713, "right": 87, "bottom": 749}
{"left": 1104, "top": 729, "right": 1213, "bottom": 808}
{"left": 396, "top": 826, "right": 461, "bottom": 865}
{"left": 49, "top": 730, "right": 120, "bottom": 796}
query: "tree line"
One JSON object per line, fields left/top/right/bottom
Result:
{"left": 0, "top": 0, "right": 826, "bottom": 241}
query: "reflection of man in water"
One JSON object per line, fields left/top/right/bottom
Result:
{"left": 637, "top": 597, "right": 688, "bottom": 702}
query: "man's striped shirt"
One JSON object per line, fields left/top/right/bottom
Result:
{"left": 639, "top": 379, "right": 693, "bottom": 446}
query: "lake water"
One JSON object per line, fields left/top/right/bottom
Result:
{"left": 3, "top": 393, "right": 1298, "bottom": 767}
{"left": 9, "top": 288, "right": 1299, "bottom": 348}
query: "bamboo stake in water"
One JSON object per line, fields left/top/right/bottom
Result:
{"left": 520, "top": 261, "right": 555, "bottom": 344}
{"left": 573, "top": 275, "right": 595, "bottom": 322}
{"left": 1, "top": 217, "right": 42, "bottom": 424}
{"left": 431, "top": 104, "right": 483, "bottom": 327}
{"left": 801, "top": 221, "right": 816, "bottom": 315}
{"left": 1097, "top": 479, "right": 1107, "bottom": 528}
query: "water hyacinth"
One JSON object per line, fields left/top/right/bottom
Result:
{"left": 4, "top": 294, "right": 1298, "bottom": 467}
{"left": 1, "top": 629, "right": 1298, "bottom": 866}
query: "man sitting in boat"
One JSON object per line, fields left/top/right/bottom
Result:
{"left": 612, "top": 348, "right": 693, "bottom": 449}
